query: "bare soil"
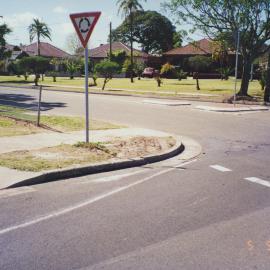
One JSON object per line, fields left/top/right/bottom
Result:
{"left": 0, "top": 136, "right": 176, "bottom": 172}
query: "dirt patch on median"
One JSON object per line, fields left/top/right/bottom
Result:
{"left": 0, "top": 136, "right": 176, "bottom": 172}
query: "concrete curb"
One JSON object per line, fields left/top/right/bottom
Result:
{"left": 143, "top": 99, "right": 191, "bottom": 106}
{"left": 196, "top": 105, "right": 269, "bottom": 112}
{"left": 7, "top": 136, "right": 184, "bottom": 189}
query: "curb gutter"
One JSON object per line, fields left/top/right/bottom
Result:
{"left": 7, "top": 137, "right": 184, "bottom": 189}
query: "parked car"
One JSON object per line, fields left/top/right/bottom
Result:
{"left": 142, "top": 67, "right": 159, "bottom": 78}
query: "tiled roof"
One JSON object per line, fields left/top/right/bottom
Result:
{"left": 89, "top": 42, "right": 149, "bottom": 58}
{"left": 164, "top": 39, "right": 212, "bottom": 56}
{"left": 21, "top": 42, "right": 71, "bottom": 58}
{"left": 5, "top": 44, "right": 21, "bottom": 51}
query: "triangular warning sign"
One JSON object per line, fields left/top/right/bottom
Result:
{"left": 70, "top": 12, "right": 101, "bottom": 48}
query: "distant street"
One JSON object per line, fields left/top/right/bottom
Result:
{"left": 0, "top": 85, "right": 270, "bottom": 270}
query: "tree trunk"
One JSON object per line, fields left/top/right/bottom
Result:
{"left": 196, "top": 78, "right": 200, "bottom": 90}
{"left": 130, "top": 10, "right": 134, "bottom": 83}
{"left": 37, "top": 34, "right": 40, "bottom": 56}
{"left": 238, "top": 57, "right": 252, "bottom": 96}
{"left": 194, "top": 72, "right": 200, "bottom": 90}
{"left": 34, "top": 74, "right": 39, "bottom": 86}
{"left": 102, "top": 78, "right": 106, "bottom": 90}
{"left": 264, "top": 52, "right": 270, "bottom": 103}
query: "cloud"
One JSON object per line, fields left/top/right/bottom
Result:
{"left": 4, "top": 12, "right": 39, "bottom": 45}
{"left": 51, "top": 22, "right": 74, "bottom": 49}
{"left": 4, "top": 12, "right": 38, "bottom": 30}
{"left": 53, "top": 6, "right": 68, "bottom": 14}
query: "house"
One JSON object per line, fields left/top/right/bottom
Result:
{"left": 163, "top": 38, "right": 212, "bottom": 65}
{"left": 87, "top": 42, "right": 149, "bottom": 64}
{"left": 163, "top": 38, "right": 236, "bottom": 69}
{"left": 20, "top": 42, "right": 71, "bottom": 59}
{"left": 1, "top": 42, "right": 72, "bottom": 74}
{"left": 1, "top": 44, "right": 28, "bottom": 73}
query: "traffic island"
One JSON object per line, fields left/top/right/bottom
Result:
{"left": 196, "top": 104, "right": 269, "bottom": 112}
{"left": 0, "top": 128, "right": 184, "bottom": 189}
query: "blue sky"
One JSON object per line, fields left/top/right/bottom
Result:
{"left": 1, "top": 0, "right": 201, "bottom": 52}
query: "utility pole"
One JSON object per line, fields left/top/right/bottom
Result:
{"left": 109, "top": 22, "right": 112, "bottom": 61}
{"left": 234, "top": 29, "right": 240, "bottom": 106}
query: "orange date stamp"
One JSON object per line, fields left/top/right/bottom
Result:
{"left": 246, "top": 240, "right": 270, "bottom": 252}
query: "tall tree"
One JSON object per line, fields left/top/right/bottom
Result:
{"left": 112, "top": 10, "right": 177, "bottom": 54}
{"left": 117, "top": 0, "right": 146, "bottom": 83}
{"left": 28, "top": 18, "right": 51, "bottom": 56}
{"left": 264, "top": 53, "right": 270, "bottom": 103}
{"left": 0, "top": 23, "right": 11, "bottom": 60}
{"left": 164, "top": 0, "right": 270, "bottom": 97}
{"left": 173, "top": 30, "right": 187, "bottom": 49}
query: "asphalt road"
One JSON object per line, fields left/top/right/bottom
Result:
{"left": 0, "top": 86, "right": 270, "bottom": 270}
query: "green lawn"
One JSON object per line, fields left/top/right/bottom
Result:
{"left": 0, "top": 75, "right": 264, "bottom": 98}
{"left": 0, "top": 105, "right": 122, "bottom": 137}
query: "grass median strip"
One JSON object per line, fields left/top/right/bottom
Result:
{"left": 0, "top": 76, "right": 264, "bottom": 99}
{"left": 0, "top": 136, "right": 176, "bottom": 172}
{"left": 0, "top": 105, "right": 122, "bottom": 137}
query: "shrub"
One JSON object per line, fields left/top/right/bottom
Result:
{"left": 176, "top": 69, "right": 188, "bottom": 80}
{"left": 64, "top": 60, "right": 79, "bottom": 79}
{"left": 47, "top": 71, "right": 58, "bottom": 82}
{"left": 188, "top": 56, "right": 213, "bottom": 90}
{"left": 134, "top": 62, "right": 146, "bottom": 80}
{"left": 122, "top": 59, "right": 132, "bottom": 77}
{"left": 110, "top": 50, "right": 127, "bottom": 68}
{"left": 188, "top": 56, "right": 213, "bottom": 72}
{"left": 18, "top": 56, "right": 51, "bottom": 86}
{"left": 95, "top": 60, "right": 120, "bottom": 90}
{"left": 217, "top": 67, "right": 232, "bottom": 80}
{"left": 160, "top": 63, "right": 177, "bottom": 78}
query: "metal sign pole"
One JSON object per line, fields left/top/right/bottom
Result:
{"left": 70, "top": 12, "right": 101, "bottom": 143}
{"left": 37, "top": 85, "right": 42, "bottom": 126}
{"left": 85, "top": 45, "right": 89, "bottom": 143}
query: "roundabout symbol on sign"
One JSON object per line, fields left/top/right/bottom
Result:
{"left": 79, "top": 17, "right": 91, "bottom": 34}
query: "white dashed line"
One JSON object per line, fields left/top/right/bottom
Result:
{"left": 244, "top": 177, "right": 270, "bottom": 188}
{"left": 210, "top": 165, "right": 232, "bottom": 172}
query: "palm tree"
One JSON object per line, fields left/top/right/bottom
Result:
{"left": 117, "top": 0, "right": 146, "bottom": 83}
{"left": 28, "top": 18, "right": 51, "bottom": 56}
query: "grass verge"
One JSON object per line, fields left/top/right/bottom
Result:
{"left": 0, "top": 105, "right": 122, "bottom": 137}
{"left": 0, "top": 76, "right": 264, "bottom": 98}
{"left": 0, "top": 143, "right": 113, "bottom": 172}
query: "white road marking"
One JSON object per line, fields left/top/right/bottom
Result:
{"left": 91, "top": 169, "right": 149, "bottom": 183}
{"left": 0, "top": 168, "right": 173, "bottom": 236}
{"left": 175, "top": 159, "right": 198, "bottom": 168}
{"left": 244, "top": 177, "right": 270, "bottom": 188}
{"left": 210, "top": 165, "right": 232, "bottom": 172}
{"left": 0, "top": 187, "right": 35, "bottom": 199}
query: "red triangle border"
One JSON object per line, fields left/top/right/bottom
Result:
{"left": 70, "top": 12, "right": 101, "bottom": 48}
